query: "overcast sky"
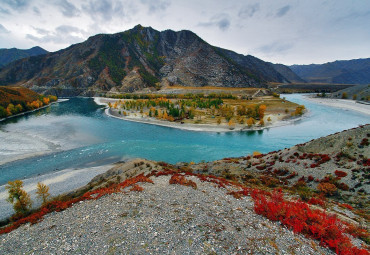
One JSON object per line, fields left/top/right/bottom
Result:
{"left": 0, "top": 0, "right": 369, "bottom": 65}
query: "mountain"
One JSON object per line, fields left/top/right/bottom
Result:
{"left": 0, "top": 46, "right": 48, "bottom": 68}
{"left": 271, "top": 64, "right": 305, "bottom": 83}
{"left": 0, "top": 25, "right": 298, "bottom": 96}
{"left": 290, "top": 58, "right": 370, "bottom": 84}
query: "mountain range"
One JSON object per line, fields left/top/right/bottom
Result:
{"left": 0, "top": 46, "right": 48, "bottom": 68}
{"left": 0, "top": 25, "right": 300, "bottom": 97}
{"left": 290, "top": 58, "right": 370, "bottom": 84}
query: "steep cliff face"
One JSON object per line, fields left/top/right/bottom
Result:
{"left": 0, "top": 25, "right": 296, "bottom": 96}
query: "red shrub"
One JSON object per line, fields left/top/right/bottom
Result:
{"left": 169, "top": 174, "right": 197, "bottom": 189}
{"left": 252, "top": 189, "right": 369, "bottom": 255}
{"left": 334, "top": 170, "right": 348, "bottom": 178}
{"left": 340, "top": 203, "right": 353, "bottom": 210}
{"left": 308, "top": 175, "right": 314, "bottom": 182}
{"left": 130, "top": 185, "right": 144, "bottom": 192}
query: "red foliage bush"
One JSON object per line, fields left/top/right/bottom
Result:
{"left": 318, "top": 182, "right": 337, "bottom": 195}
{"left": 340, "top": 203, "right": 353, "bottom": 210}
{"left": 252, "top": 189, "right": 369, "bottom": 255}
{"left": 307, "top": 197, "right": 326, "bottom": 207}
{"left": 334, "top": 170, "right": 348, "bottom": 178}
{"left": 169, "top": 174, "right": 197, "bottom": 189}
{"left": 130, "top": 185, "right": 144, "bottom": 192}
{"left": 307, "top": 175, "right": 314, "bottom": 182}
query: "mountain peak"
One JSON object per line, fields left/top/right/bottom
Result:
{"left": 0, "top": 26, "right": 299, "bottom": 96}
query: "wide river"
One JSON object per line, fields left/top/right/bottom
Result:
{"left": 0, "top": 94, "right": 368, "bottom": 185}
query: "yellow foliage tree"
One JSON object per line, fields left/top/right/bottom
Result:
{"left": 36, "top": 182, "right": 50, "bottom": 205}
{"left": 5, "top": 180, "right": 32, "bottom": 215}
{"left": 228, "top": 119, "right": 235, "bottom": 128}
{"left": 247, "top": 117, "right": 255, "bottom": 127}
{"left": 258, "top": 104, "right": 267, "bottom": 119}
{"left": 259, "top": 118, "right": 265, "bottom": 126}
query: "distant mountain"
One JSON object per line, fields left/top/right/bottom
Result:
{"left": 290, "top": 58, "right": 370, "bottom": 84}
{"left": 0, "top": 25, "right": 298, "bottom": 96}
{"left": 271, "top": 64, "right": 305, "bottom": 83}
{"left": 0, "top": 46, "right": 48, "bottom": 68}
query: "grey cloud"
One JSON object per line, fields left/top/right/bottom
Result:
{"left": 198, "top": 14, "right": 230, "bottom": 31}
{"left": 33, "top": 7, "right": 40, "bottom": 15}
{"left": 3, "top": 0, "right": 30, "bottom": 11}
{"left": 257, "top": 41, "right": 294, "bottom": 54}
{"left": 0, "top": 7, "right": 11, "bottom": 14}
{"left": 239, "top": 3, "right": 260, "bottom": 19}
{"left": 57, "top": 0, "right": 80, "bottom": 17}
{"left": 27, "top": 25, "right": 86, "bottom": 44}
{"left": 276, "top": 5, "right": 291, "bottom": 18}
{"left": 140, "top": 0, "right": 170, "bottom": 13}
{"left": 82, "top": 0, "right": 125, "bottom": 21}
{"left": 0, "top": 24, "right": 10, "bottom": 34}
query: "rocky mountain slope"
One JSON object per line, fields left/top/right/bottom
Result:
{"left": 290, "top": 58, "right": 370, "bottom": 84}
{"left": 0, "top": 46, "right": 47, "bottom": 68}
{"left": 331, "top": 84, "right": 370, "bottom": 101}
{"left": 0, "top": 25, "right": 299, "bottom": 97}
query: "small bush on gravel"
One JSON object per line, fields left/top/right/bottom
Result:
{"left": 169, "top": 174, "right": 197, "bottom": 189}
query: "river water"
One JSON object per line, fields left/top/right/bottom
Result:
{"left": 0, "top": 94, "right": 368, "bottom": 185}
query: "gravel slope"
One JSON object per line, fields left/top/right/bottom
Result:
{"left": 0, "top": 175, "right": 333, "bottom": 254}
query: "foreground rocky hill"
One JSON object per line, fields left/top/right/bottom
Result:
{"left": 0, "top": 127, "right": 369, "bottom": 254}
{"left": 186, "top": 125, "right": 369, "bottom": 210}
{"left": 0, "top": 25, "right": 299, "bottom": 97}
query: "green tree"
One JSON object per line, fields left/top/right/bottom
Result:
{"left": 5, "top": 180, "right": 32, "bottom": 215}
{"left": 0, "top": 106, "right": 7, "bottom": 118}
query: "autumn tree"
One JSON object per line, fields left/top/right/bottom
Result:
{"left": 5, "top": 180, "right": 32, "bottom": 215}
{"left": 228, "top": 119, "right": 235, "bottom": 129}
{"left": 259, "top": 118, "right": 265, "bottom": 126}
{"left": 36, "top": 182, "right": 50, "bottom": 205}
{"left": 258, "top": 105, "right": 266, "bottom": 119}
{"left": 247, "top": 117, "right": 255, "bottom": 127}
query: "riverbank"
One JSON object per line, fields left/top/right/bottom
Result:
{"left": 304, "top": 95, "right": 370, "bottom": 116}
{"left": 0, "top": 99, "right": 69, "bottom": 122}
{"left": 94, "top": 97, "right": 306, "bottom": 132}
{"left": 0, "top": 163, "right": 115, "bottom": 221}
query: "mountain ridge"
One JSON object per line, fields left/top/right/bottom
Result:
{"left": 0, "top": 46, "right": 48, "bottom": 68}
{"left": 290, "top": 58, "right": 370, "bottom": 84}
{"left": 0, "top": 25, "right": 299, "bottom": 96}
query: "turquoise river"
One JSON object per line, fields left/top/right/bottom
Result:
{"left": 0, "top": 94, "right": 368, "bottom": 185}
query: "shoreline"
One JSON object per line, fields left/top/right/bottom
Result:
{"left": 94, "top": 97, "right": 306, "bottom": 132}
{"left": 0, "top": 99, "right": 69, "bottom": 122}
{"left": 304, "top": 95, "right": 370, "bottom": 116}
{"left": 0, "top": 163, "right": 116, "bottom": 220}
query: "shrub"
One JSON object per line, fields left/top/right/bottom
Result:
{"left": 252, "top": 189, "right": 369, "bottom": 254}
{"left": 169, "top": 174, "right": 197, "bottom": 189}
{"left": 334, "top": 170, "right": 347, "bottom": 178}
{"left": 317, "top": 182, "right": 337, "bottom": 196}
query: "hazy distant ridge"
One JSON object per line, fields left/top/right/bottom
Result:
{"left": 290, "top": 58, "right": 370, "bottom": 84}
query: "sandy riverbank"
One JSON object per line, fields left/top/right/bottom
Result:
{"left": 94, "top": 97, "right": 305, "bottom": 132}
{"left": 304, "top": 95, "right": 370, "bottom": 116}
{"left": 0, "top": 163, "right": 116, "bottom": 220}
